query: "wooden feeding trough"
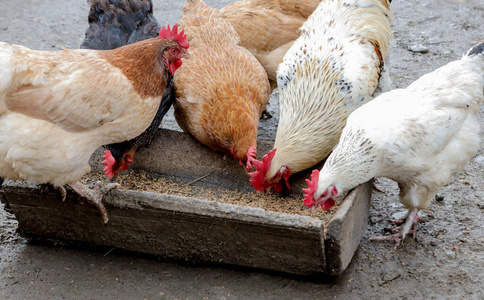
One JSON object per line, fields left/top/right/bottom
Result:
{"left": 0, "top": 128, "right": 371, "bottom": 276}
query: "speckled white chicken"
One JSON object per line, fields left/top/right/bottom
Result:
{"left": 249, "top": 0, "right": 393, "bottom": 192}
{"left": 303, "top": 41, "right": 484, "bottom": 248}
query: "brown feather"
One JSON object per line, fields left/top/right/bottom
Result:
{"left": 174, "top": 0, "right": 270, "bottom": 165}
{"left": 101, "top": 38, "right": 177, "bottom": 98}
{"left": 221, "top": 0, "right": 322, "bottom": 85}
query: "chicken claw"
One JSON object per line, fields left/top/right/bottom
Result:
{"left": 372, "top": 180, "right": 385, "bottom": 193}
{"left": 68, "top": 182, "right": 120, "bottom": 223}
{"left": 54, "top": 185, "right": 67, "bottom": 201}
{"left": 370, "top": 208, "right": 423, "bottom": 249}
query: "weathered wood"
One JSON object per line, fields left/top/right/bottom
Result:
{"left": 3, "top": 181, "right": 326, "bottom": 275}
{"left": 325, "top": 182, "right": 372, "bottom": 275}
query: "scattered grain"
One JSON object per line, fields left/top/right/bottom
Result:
{"left": 81, "top": 169, "right": 338, "bottom": 224}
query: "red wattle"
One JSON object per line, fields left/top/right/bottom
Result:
{"left": 321, "top": 198, "right": 336, "bottom": 210}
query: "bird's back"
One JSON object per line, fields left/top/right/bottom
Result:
{"left": 178, "top": 0, "right": 240, "bottom": 48}
{"left": 220, "top": 0, "right": 321, "bottom": 84}
{"left": 81, "top": 0, "right": 160, "bottom": 50}
{"left": 220, "top": 0, "right": 321, "bottom": 53}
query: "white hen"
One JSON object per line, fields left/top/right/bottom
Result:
{"left": 303, "top": 41, "right": 484, "bottom": 248}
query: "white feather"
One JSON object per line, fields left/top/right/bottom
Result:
{"left": 316, "top": 45, "right": 484, "bottom": 210}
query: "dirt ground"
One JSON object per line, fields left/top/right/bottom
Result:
{"left": 1, "top": 0, "right": 484, "bottom": 299}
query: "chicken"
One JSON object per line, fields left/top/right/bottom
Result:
{"left": 0, "top": 25, "right": 188, "bottom": 223}
{"left": 249, "top": 0, "right": 393, "bottom": 192}
{"left": 220, "top": 0, "right": 322, "bottom": 88}
{"left": 173, "top": 0, "right": 271, "bottom": 170}
{"left": 81, "top": 0, "right": 161, "bottom": 49}
{"left": 303, "top": 41, "right": 484, "bottom": 248}
{"left": 80, "top": 0, "right": 176, "bottom": 179}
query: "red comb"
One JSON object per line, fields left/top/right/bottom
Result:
{"left": 248, "top": 148, "right": 276, "bottom": 191}
{"left": 303, "top": 169, "right": 319, "bottom": 208}
{"left": 101, "top": 150, "right": 116, "bottom": 179}
{"left": 159, "top": 24, "right": 189, "bottom": 49}
{"left": 245, "top": 146, "right": 257, "bottom": 171}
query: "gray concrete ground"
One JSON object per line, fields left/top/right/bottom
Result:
{"left": 1, "top": 0, "right": 484, "bottom": 299}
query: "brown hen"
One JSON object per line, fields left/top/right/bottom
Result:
{"left": 174, "top": 0, "right": 271, "bottom": 170}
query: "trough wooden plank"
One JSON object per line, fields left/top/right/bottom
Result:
{"left": 3, "top": 181, "right": 326, "bottom": 275}
{"left": 325, "top": 182, "right": 372, "bottom": 276}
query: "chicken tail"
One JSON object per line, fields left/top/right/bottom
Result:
{"left": 464, "top": 40, "right": 484, "bottom": 105}
{"left": 466, "top": 40, "right": 484, "bottom": 59}
{"left": 81, "top": 0, "right": 161, "bottom": 50}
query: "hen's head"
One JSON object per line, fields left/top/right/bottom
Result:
{"left": 159, "top": 24, "right": 189, "bottom": 74}
{"left": 303, "top": 169, "right": 338, "bottom": 211}
{"left": 102, "top": 150, "right": 133, "bottom": 179}
{"left": 248, "top": 149, "right": 291, "bottom": 193}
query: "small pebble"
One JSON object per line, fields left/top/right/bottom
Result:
{"left": 473, "top": 155, "right": 484, "bottom": 165}
{"left": 409, "top": 44, "right": 429, "bottom": 53}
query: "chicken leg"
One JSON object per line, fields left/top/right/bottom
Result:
{"left": 370, "top": 208, "right": 423, "bottom": 249}
{"left": 68, "top": 182, "right": 120, "bottom": 224}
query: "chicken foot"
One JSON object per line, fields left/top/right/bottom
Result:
{"left": 68, "top": 182, "right": 120, "bottom": 224}
{"left": 54, "top": 185, "right": 67, "bottom": 201}
{"left": 370, "top": 208, "right": 423, "bottom": 249}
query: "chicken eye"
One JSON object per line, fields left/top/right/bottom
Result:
{"left": 171, "top": 48, "right": 178, "bottom": 54}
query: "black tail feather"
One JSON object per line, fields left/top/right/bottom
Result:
{"left": 466, "top": 40, "right": 484, "bottom": 57}
{"left": 81, "top": 0, "right": 161, "bottom": 50}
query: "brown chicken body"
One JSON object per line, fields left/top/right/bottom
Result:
{"left": 221, "top": 0, "right": 321, "bottom": 88}
{"left": 0, "top": 27, "right": 188, "bottom": 222}
{"left": 174, "top": 0, "right": 271, "bottom": 169}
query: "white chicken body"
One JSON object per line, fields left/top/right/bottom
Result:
{"left": 309, "top": 42, "right": 484, "bottom": 247}
{"left": 320, "top": 54, "right": 483, "bottom": 204}
{"left": 270, "top": 0, "right": 393, "bottom": 178}
{"left": 0, "top": 42, "right": 161, "bottom": 186}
